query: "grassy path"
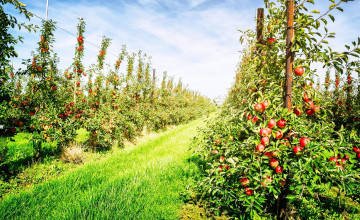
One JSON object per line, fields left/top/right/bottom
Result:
{"left": 0, "top": 117, "right": 207, "bottom": 219}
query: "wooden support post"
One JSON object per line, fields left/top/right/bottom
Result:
{"left": 284, "top": 0, "right": 294, "bottom": 111}
{"left": 256, "top": 8, "right": 264, "bottom": 46}
{"left": 151, "top": 69, "right": 156, "bottom": 102}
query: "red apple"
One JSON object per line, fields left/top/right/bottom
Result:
{"left": 89, "top": 89, "right": 93, "bottom": 93}
{"left": 293, "top": 146, "right": 302, "bottom": 155}
{"left": 66, "top": 74, "right": 71, "bottom": 79}
{"left": 268, "top": 119, "right": 276, "bottom": 128}
{"left": 255, "top": 103, "right": 264, "bottom": 112}
{"left": 272, "top": 151, "right": 279, "bottom": 157}
{"left": 252, "top": 116, "right": 259, "bottom": 123}
{"left": 266, "top": 128, "right": 272, "bottom": 136}
{"left": 261, "top": 136, "right": 270, "bottom": 145}
{"left": 212, "top": 149, "right": 219, "bottom": 154}
{"left": 76, "top": 82, "right": 80, "bottom": 86}
{"left": 329, "top": 157, "right": 337, "bottom": 163}
{"left": 353, "top": 147, "right": 360, "bottom": 153}
{"left": 224, "top": 165, "right": 230, "bottom": 170}
{"left": 220, "top": 156, "right": 225, "bottom": 163}
{"left": 218, "top": 166, "right": 223, "bottom": 172}
{"left": 294, "top": 66, "right": 304, "bottom": 76}
{"left": 303, "top": 94, "right": 310, "bottom": 102}
{"left": 300, "top": 137, "right": 310, "bottom": 148}
{"left": 275, "top": 131, "right": 283, "bottom": 139}
{"left": 247, "top": 114, "right": 252, "bottom": 120}
{"left": 240, "top": 178, "right": 250, "bottom": 187}
{"left": 264, "top": 152, "right": 272, "bottom": 158}
{"left": 215, "top": 139, "right": 221, "bottom": 145}
{"left": 82, "top": 99, "right": 86, "bottom": 102}
{"left": 277, "top": 119, "right": 286, "bottom": 128}
{"left": 268, "top": 38, "right": 276, "bottom": 45}
{"left": 260, "top": 128, "right": 269, "bottom": 137}
{"left": 257, "top": 144, "right": 265, "bottom": 152}
{"left": 293, "top": 108, "right": 302, "bottom": 116}
{"left": 262, "top": 100, "right": 269, "bottom": 109}
{"left": 245, "top": 187, "right": 253, "bottom": 195}
{"left": 306, "top": 100, "right": 314, "bottom": 108}
{"left": 270, "top": 158, "right": 279, "bottom": 168}
{"left": 275, "top": 166, "right": 283, "bottom": 174}
{"left": 306, "top": 109, "right": 315, "bottom": 116}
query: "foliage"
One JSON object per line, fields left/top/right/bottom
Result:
{"left": 191, "top": 0, "right": 360, "bottom": 219}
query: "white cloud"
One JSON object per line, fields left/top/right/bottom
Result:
{"left": 6, "top": 0, "right": 360, "bottom": 99}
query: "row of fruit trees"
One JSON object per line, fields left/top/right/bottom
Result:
{"left": 0, "top": 2, "right": 215, "bottom": 177}
{"left": 191, "top": 0, "right": 360, "bottom": 219}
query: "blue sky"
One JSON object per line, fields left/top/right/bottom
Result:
{"left": 5, "top": 0, "right": 360, "bottom": 100}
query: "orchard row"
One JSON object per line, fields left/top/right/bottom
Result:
{"left": 0, "top": 18, "right": 215, "bottom": 163}
{"left": 191, "top": 0, "right": 360, "bottom": 219}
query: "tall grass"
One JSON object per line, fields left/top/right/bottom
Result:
{"left": 0, "top": 117, "right": 207, "bottom": 219}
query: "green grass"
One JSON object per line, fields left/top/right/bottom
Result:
{"left": 0, "top": 117, "right": 207, "bottom": 219}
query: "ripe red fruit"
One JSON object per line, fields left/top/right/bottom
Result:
{"left": 224, "top": 165, "right": 230, "bottom": 170}
{"left": 260, "top": 128, "right": 269, "bottom": 137}
{"left": 218, "top": 166, "right": 223, "bottom": 172}
{"left": 314, "top": 105, "right": 320, "bottom": 113}
{"left": 264, "top": 152, "right": 272, "bottom": 158}
{"left": 215, "top": 139, "right": 221, "bottom": 145}
{"left": 255, "top": 103, "right": 264, "bottom": 112}
{"left": 293, "top": 108, "right": 302, "bottom": 116}
{"left": 262, "top": 100, "right": 269, "bottom": 109}
{"left": 78, "top": 46, "right": 83, "bottom": 51}
{"left": 66, "top": 74, "right": 71, "bottom": 79}
{"left": 268, "top": 119, "right": 276, "bottom": 128}
{"left": 252, "top": 116, "right": 259, "bottom": 123}
{"left": 29, "top": 112, "right": 35, "bottom": 116}
{"left": 89, "top": 89, "right": 93, "bottom": 93}
{"left": 261, "top": 136, "right": 270, "bottom": 145}
{"left": 270, "top": 158, "right": 279, "bottom": 168}
{"left": 261, "top": 176, "right": 272, "bottom": 186}
{"left": 220, "top": 156, "right": 225, "bottom": 163}
{"left": 353, "top": 147, "right": 360, "bottom": 153}
{"left": 277, "top": 119, "right": 286, "bottom": 128}
{"left": 344, "top": 154, "right": 350, "bottom": 160}
{"left": 293, "top": 146, "right": 302, "bottom": 155}
{"left": 266, "top": 128, "right": 272, "bottom": 135}
{"left": 275, "top": 166, "right": 283, "bottom": 174}
{"left": 300, "top": 137, "right": 310, "bottom": 148}
{"left": 357, "top": 153, "right": 360, "bottom": 159}
{"left": 245, "top": 187, "right": 253, "bottom": 195}
{"left": 212, "top": 149, "right": 219, "bottom": 154}
{"left": 82, "top": 99, "right": 86, "bottom": 102}
{"left": 240, "top": 178, "right": 250, "bottom": 187}
{"left": 268, "top": 38, "right": 276, "bottom": 45}
{"left": 329, "top": 157, "right": 337, "bottom": 163}
{"left": 272, "top": 151, "right": 279, "bottom": 157}
{"left": 275, "top": 131, "right": 283, "bottom": 139}
{"left": 51, "top": 86, "right": 56, "bottom": 91}
{"left": 70, "top": 102, "right": 74, "bottom": 106}
{"left": 294, "top": 66, "right": 304, "bottom": 76}
{"left": 256, "top": 144, "right": 265, "bottom": 152}
{"left": 303, "top": 94, "right": 310, "bottom": 102}
{"left": 76, "top": 82, "right": 80, "bottom": 86}
{"left": 306, "top": 109, "right": 315, "bottom": 116}
{"left": 247, "top": 115, "right": 252, "bottom": 120}
{"left": 306, "top": 100, "right": 314, "bottom": 108}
